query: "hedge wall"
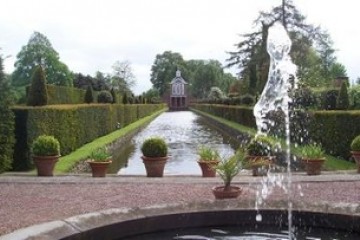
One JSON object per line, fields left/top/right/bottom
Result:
{"left": 191, "top": 103, "right": 360, "bottom": 160}
{"left": 191, "top": 104, "right": 256, "bottom": 128}
{"left": 12, "top": 103, "right": 166, "bottom": 171}
{"left": 308, "top": 110, "right": 360, "bottom": 159}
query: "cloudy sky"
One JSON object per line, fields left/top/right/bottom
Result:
{"left": 1, "top": 0, "right": 359, "bottom": 94}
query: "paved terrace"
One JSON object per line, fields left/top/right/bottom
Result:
{"left": 0, "top": 171, "right": 359, "bottom": 237}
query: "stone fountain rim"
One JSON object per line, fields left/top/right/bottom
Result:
{"left": 2, "top": 200, "right": 359, "bottom": 240}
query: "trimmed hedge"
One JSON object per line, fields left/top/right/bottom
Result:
{"left": 11, "top": 103, "right": 166, "bottom": 170}
{"left": 191, "top": 104, "right": 256, "bottom": 129}
{"left": 308, "top": 110, "right": 360, "bottom": 159}
{"left": 192, "top": 103, "right": 360, "bottom": 160}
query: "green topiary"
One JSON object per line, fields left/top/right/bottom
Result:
{"left": 246, "top": 135, "right": 275, "bottom": 156}
{"left": 322, "top": 89, "right": 338, "bottom": 110}
{"left": 84, "top": 85, "right": 94, "bottom": 103}
{"left": 110, "top": 88, "right": 117, "bottom": 104}
{"left": 141, "top": 137, "right": 168, "bottom": 157}
{"left": 351, "top": 135, "right": 360, "bottom": 151}
{"left": 336, "top": 81, "right": 349, "bottom": 110}
{"left": 0, "top": 54, "right": 15, "bottom": 172}
{"left": 97, "top": 90, "right": 113, "bottom": 103}
{"left": 27, "top": 65, "right": 48, "bottom": 106}
{"left": 122, "top": 93, "right": 128, "bottom": 104}
{"left": 32, "top": 135, "right": 60, "bottom": 156}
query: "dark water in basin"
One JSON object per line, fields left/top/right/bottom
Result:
{"left": 124, "top": 225, "right": 360, "bottom": 240}
{"left": 109, "top": 111, "right": 239, "bottom": 175}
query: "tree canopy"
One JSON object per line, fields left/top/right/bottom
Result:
{"left": 150, "top": 51, "right": 236, "bottom": 98}
{"left": 150, "top": 51, "right": 188, "bottom": 96}
{"left": 111, "top": 60, "right": 136, "bottom": 94}
{"left": 227, "top": 0, "right": 347, "bottom": 93}
{"left": 12, "top": 31, "right": 73, "bottom": 87}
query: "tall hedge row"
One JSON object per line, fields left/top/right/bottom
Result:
{"left": 308, "top": 110, "right": 360, "bottom": 159}
{"left": 191, "top": 104, "right": 256, "bottom": 128}
{"left": 12, "top": 103, "right": 165, "bottom": 170}
{"left": 192, "top": 104, "right": 360, "bottom": 160}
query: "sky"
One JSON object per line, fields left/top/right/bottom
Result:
{"left": 1, "top": 0, "right": 359, "bottom": 94}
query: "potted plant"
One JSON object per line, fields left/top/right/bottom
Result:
{"left": 87, "top": 147, "right": 112, "bottom": 177}
{"left": 350, "top": 135, "right": 360, "bottom": 173}
{"left": 32, "top": 135, "right": 60, "bottom": 176}
{"left": 212, "top": 149, "right": 244, "bottom": 199}
{"left": 299, "top": 144, "right": 326, "bottom": 175}
{"left": 246, "top": 135, "right": 275, "bottom": 176}
{"left": 197, "top": 145, "right": 220, "bottom": 177}
{"left": 141, "top": 137, "right": 168, "bottom": 177}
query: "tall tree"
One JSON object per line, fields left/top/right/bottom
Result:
{"left": 227, "top": 0, "right": 337, "bottom": 94}
{"left": 12, "top": 31, "right": 73, "bottom": 87}
{"left": 0, "top": 54, "right": 15, "bottom": 172}
{"left": 150, "top": 51, "right": 188, "bottom": 96}
{"left": 111, "top": 60, "right": 136, "bottom": 94}
{"left": 189, "top": 60, "right": 225, "bottom": 99}
{"left": 27, "top": 65, "right": 48, "bottom": 106}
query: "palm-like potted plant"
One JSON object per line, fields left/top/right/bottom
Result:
{"left": 246, "top": 135, "right": 275, "bottom": 176}
{"left": 299, "top": 144, "right": 326, "bottom": 175}
{"left": 87, "top": 147, "right": 112, "bottom": 177}
{"left": 141, "top": 137, "right": 168, "bottom": 177}
{"left": 32, "top": 135, "right": 60, "bottom": 176}
{"left": 350, "top": 135, "right": 360, "bottom": 173}
{"left": 212, "top": 149, "right": 244, "bottom": 199}
{"left": 197, "top": 145, "right": 220, "bottom": 177}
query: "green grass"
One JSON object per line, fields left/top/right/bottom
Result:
{"left": 191, "top": 108, "right": 356, "bottom": 171}
{"left": 55, "top": 109, "right": 166, "bottom": 173}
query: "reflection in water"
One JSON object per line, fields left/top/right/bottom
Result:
{"left": 112, "top": 111, "right": 239, "bottom": 175}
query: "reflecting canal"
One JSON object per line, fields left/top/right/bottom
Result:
{"left": 109, "top": 111, "right": 239, "bottom": 175}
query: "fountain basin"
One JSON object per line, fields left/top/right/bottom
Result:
{"left": 2, "top": 200, "right": 359, "bottom": 239}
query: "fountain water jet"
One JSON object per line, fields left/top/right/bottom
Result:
{"left": 253, "top": 22, "right": 297, "bottom": 239}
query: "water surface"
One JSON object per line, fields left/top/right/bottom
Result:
{"left": 110, "top": 111, "right": 238, "bottom": 175}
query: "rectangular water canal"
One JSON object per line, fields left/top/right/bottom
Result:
{"left": 109, "top": 111, "right": 240, "bottom": 175}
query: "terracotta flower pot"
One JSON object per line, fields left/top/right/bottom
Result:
{"left": 33, "top": 155, "right": 59, "bottom": 176}
{"left": 302, "top": 158, "right": 325, "bottom": 175}
{"left": 87, "top": 160, "right": 112, "bottom": 177}
{"left": 212, "top": 186, "right": 242, "bottom": 200}
{"left": 351, "top": 151, "right": 360, "bottom": 173}
{"left": 142, "top": 156, "right": 168, "bottom": 177}
{"left": 197, "top": 160, "right": 219, "bottom": 177}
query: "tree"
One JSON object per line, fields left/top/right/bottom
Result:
{"left": 111, "top": 60, "right": 136, "bottom": 94}
{"left": 12, "top": 31, "right": 73, "bottom": 87}
{"left": 208, "top": 87, "right": 224, "bottom": 100}
{"left": 226, "top": 0, "right": 339, "bottom": 93}
{"left": 27, "top": 65, "right": 48, "bottom": 106}
{"left": 329, "top": 63, "right": 347, "bottom": 80}
{"left": 0, "top": 54, "right": 15, "bottom": 172}
{"left": 84, "top": 85, "right": 94, "bottom": 104}
{"left": 357, "top": 78, "right": 360, "bottom": 85}
{"left": 150, "top": 51, "right": 188, "bottom": 96}
{"left": 190, "top": 60, "right": 224, "bottom": 99}
{"left": 337, "top": 81, "right": 349, "bottom": 110}
{"left": 110, "top": 88, "right": 117, "bottom": 103}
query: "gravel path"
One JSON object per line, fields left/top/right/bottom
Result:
{"left": 0, "top": 174, "right": 359, "bottom": 236}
